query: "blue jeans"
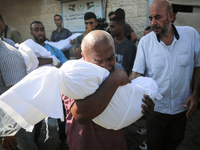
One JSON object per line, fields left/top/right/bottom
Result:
{"left": 0, "top": 128, "right": 38, "bottom": 150}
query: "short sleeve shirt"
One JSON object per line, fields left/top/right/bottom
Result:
{"left": 133, "top": 25, "right": 200, "bottom": 114}
{"left": 63, "top": 95, "right": 127, "bottom": 150}
{"left": 114, "top": 39, "right": 137, "bottom": 75}
{"left": 74, "top": 33, "right": 84, "bottom": 49}
{"left": 0, "top": 40, "right": 26, "bottom": 94}
{"left": 124, "top": 23, "right": 134, "bottom": 40}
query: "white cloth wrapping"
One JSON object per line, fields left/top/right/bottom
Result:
{"left": 0, "top": 109, "right": 21, "bottom": 137}
{"left": 92, "top": 76, "right": 162, "bottom": 130}
{"left": 18, "top": 39, "right": 60, "bottom": 73}
{"left": 0, "top": 59, "right": 162, "bottom": 136}
{"left": 45, "top": 33, "right": 82, "bottom": 51}
{"left": 0, "top": 67, "right": 65, "bottom": 136}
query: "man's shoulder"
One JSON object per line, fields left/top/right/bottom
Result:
{"left": 62, "top": 27, "right": 71, "bottom": 32}
{"left": 176, "top": 25, "right": 198, "bottom": 36}
{"left": 124, "top": 23, "right": 131, "bottom": 29}
{"left": 78, "top": 33, "right": 84, "bottom": 38}
{"left": 122, "top": 38, "right": 136, "bottom": 47}
{"left": 76, "top": 33, "right": 84, "bottom": 41}
{"left": 124, "top": 22, "right": 134, "bottom": 32}
{"left": 0, "top": 40, "right": 19, "bottom": 57}
{"left": 51, "top": 29, "right": 57, "bottom": 34}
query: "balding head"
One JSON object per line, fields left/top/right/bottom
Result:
{"left": 81, "top": 30, "right": 114, "bottom": 55}
{"left": 150, "top": 0, "right": 172, "bottom": 17}
{"left": 149, "top": 0, "right": 173, "bottom": 36}
{"left": 81, "top": 30, "right": 115, "bottom": 71}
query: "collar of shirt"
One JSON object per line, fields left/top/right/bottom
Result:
{"left": 156, "top": 24, "right": 180, "bottom": 42}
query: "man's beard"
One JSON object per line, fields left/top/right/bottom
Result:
{"left": 152, "top": 19, "right": 170, "bottom": 36}
{"left": 34, "top": 35, "right": 46, "bottom": 44}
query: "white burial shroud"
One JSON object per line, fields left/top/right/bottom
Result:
{"left": 0, "top": 60, "right": 162, "bottom": 136}
{"left": 45, "top": 33, "right": 81, "bottom": 51}
{"left": 18, "top": 39, "right": 60, "bottom": 73}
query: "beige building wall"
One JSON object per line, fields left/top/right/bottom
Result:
{"left": 170, "top": 0, "right": 200, "bottom": 34}
{"left": 0, "top": 0, "right": 62, "bottom": 41}
{"left": 0, "top": 0, "right": 148, "bottom": 42}
{"left": 104, "top": 0, "right": 148, "bottom": 39}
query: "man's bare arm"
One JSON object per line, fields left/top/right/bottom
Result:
{"left": 130, "top": 31, "right": 138, "bottom": 43}
{"left": 185, "top": 67, "right": 200, "bottom": 117}
{"left": 37, "top": 58, "right": 61, "bottom": 68}
{"left": 75, "top": 47, "right": 82, "bottom": 59}
{"left": 71, "top": 69, "right": 131, "bottom": 124}
{"left": 38, "top": 58, "right": 53, "bottom": 66}
{"left": 129, "top": 71, "right": 142, "bottom": 80}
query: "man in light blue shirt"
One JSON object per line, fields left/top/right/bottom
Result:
{"left": 30, "top": 21, "right": 67, "bottom": 67}
{"left": 129, "top": 1, "right": 200, "bottom": 150}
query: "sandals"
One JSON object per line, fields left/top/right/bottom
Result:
{"left": 137, "top": 128, "right": 147, "bottom": 135}
{"left": 139, "top": 140, "right": 147, "bottom": 150}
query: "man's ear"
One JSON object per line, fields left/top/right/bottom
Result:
{"left": 30, "top": 31, "right": 33, "bottom": 36}
{"left": 95, "top": 21, "right": 98, "bottom": 27}
{"left": 81, "top": 52, "right": 85, "bottom": 60}
{"left": 169, "top": 11, "right": 174, "bottom": 22}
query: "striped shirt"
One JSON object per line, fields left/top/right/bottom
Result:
{"left": 0, "top": 39, "right": 26, "bottom": 94}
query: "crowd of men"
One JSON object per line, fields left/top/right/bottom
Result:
{"left": 0, "top": 0, "right": 200, "bottom": 150}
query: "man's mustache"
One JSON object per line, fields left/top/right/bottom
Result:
{"left": 37, "top": 35, "right": 44, "bottom": 38}
{"left": 152, "top": 25, "right": 161, "bottom": 30}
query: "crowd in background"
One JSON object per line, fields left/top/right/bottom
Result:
{"left": 0, "top": 0, "right": 200, "bottom": 150}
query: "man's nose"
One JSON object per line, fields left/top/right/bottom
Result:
{"left": 150, "top": 18, "right": 156, "bottom": 26}
{"left": 38, "top": 30, "right": 43, "bottom": 34}
{"left": 100, "top": 62, "right": 112, "bottom": 71}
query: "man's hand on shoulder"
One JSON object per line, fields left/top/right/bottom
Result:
{"left": 2, "top": 135, "right": 18, "bottom": 150}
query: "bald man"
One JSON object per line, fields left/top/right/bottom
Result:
{"left": 129, "top": 0, "right": 200, "bottom": 150}
{"left": 63, "top": 30, "right": 154, "bottom": 150}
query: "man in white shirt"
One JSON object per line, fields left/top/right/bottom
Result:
{"left": 129, "top": 1, "right": 200, "bottom": 150}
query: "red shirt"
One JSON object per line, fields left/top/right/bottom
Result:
{"left": 62, "top": 95, "right": 127, "bottom": 150}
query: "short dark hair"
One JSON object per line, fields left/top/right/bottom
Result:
{"left": 54, "top": 14, "right": 62, "bottom": 20}
{"left": 110, "top": 14, "right": 125, "bottom": 26}
{"left": 84, "top": 12, "right": 97, "bottom": 21}
{"left": 115, "top": 8, "right": 125, "bottom": 18}
{"left": 30, "top": 21, "right": 43, "bottom": 31}
{"left": 0, "top": 14, "right": 4, "bottom": 23}
{"left": 108, "top": 11, "right": 115, "bottom": 17}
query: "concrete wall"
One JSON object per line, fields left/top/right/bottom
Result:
{"left": 105, "top": 0, "right": 148, "bottom": 39}
{"left": 170, "top": 0, "right": 200, "bottom": 34}
{"left": 0, "top": 0, "right": 149, "bottom": 41}
{"left": 0, "top": 0, "right": 62, "bottom": 41}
